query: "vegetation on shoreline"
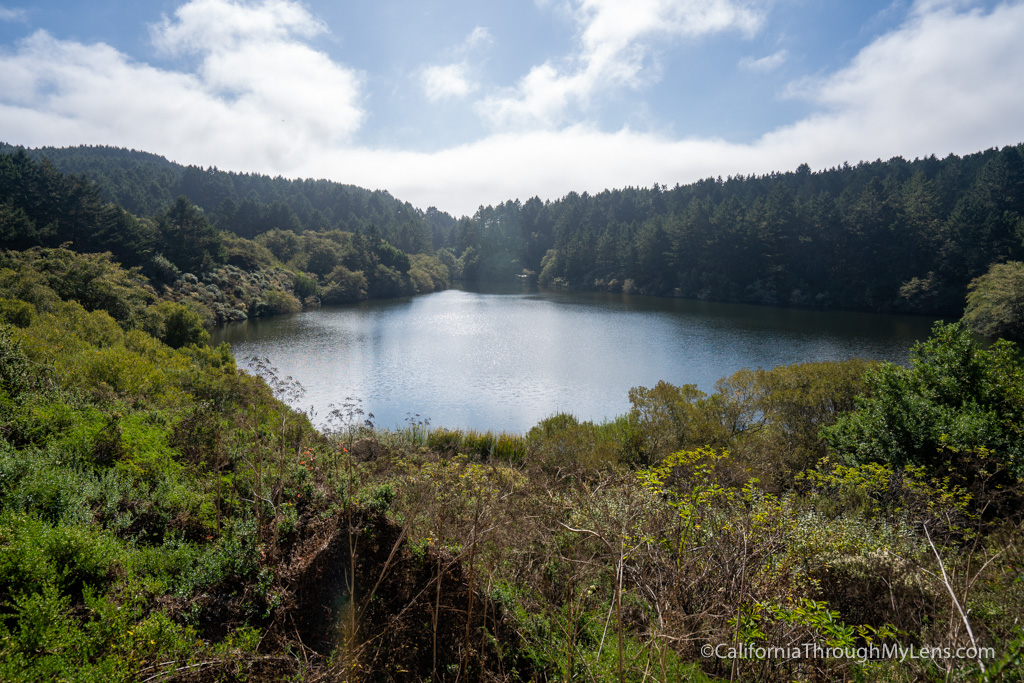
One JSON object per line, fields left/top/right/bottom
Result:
{"left": 0, "top": 149, "right": 450, "bottom": 326}
{"left": 7, "top": 141, "right": 1024, "bottom": 332}
{"left": 2, "top": 140, "right": 1024, "bottom": 680}
{"left": 1, "top": 238, "right": 1022, "bottom": 680}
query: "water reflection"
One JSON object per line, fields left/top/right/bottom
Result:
{"left": 211, "top": 287, "right": 939, "bottom": 433}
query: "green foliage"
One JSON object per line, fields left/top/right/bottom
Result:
{"left": 153, "top": 300, "right": 210, "bottom": 348}
{"left": 156, "top": 197, "right": 224, "bottom": 274}
{"left": 964, "top": 260, "right": 1024, "bottom": 340}
{"left": 0, "top": 298, "right": 33, "bottom": 328}
{"left": 321, "top": 264, "right": 368, "bottom": 304}
{"left": 797, "top": 458, "right": 975, "bottom": 539}
{"left": 408, "top": 252, "right": 450, "bottom": 293}
{"left": 290, "top": 270, "right": 318, "bottom": 300}
{"left": 221, "top": 232, "right": 277, "bottom": 271}
{"left": 715, "top": 359, "right": 873, "bottom": 488}
{"left": 0, "top": 149, "right": 155, "bottom": 265}
{"left": 0, "top": 247, "right": 157, "bottom": 327}
{"left": 627, "top": 381, "right": 724, "bottom": 465}
{"left": 823, "top": 321, "right": 1024, "bottom": 478}
{"left": 4, "top": 156, "right": 1024, "bottom": 679}
{"left": 0, "top": 324, "right": 30, "bottom": 398}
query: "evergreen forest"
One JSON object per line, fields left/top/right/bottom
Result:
{"left": 6, "top": 141, "right": 1024, "bottom": 323}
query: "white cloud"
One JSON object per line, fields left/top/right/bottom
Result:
{"left": 0, "top": 6, "right": 26, "bottom": 22}
{"left": 151, "top": 0, "right": 326, "bottom": 54}
{"left": 0, "top": 0, "right": 363, "bottom": 169}
{"left": 767, "top": 0, "right": 1024, "bottom": 163}
{"left": 2, "top": 0, "right": 1024, "bottom": 219}
{"left": 422, "top": 63, "right": 476, "bottom": 101}
{"left": 477, "top": 0, "right": 763, "bottom": 129}
{"left": 418, "top": 26, "right": 492, "bottom": 102}
{"left": 739, "top": 48, "right": 787, "bottom": 72}
{"left": 337, "top": 0, "right": 1024, "bottom": 214}
{"left": 464, "top": 26, "right": 493, "bottom": 50}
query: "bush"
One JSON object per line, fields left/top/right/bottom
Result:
{"left": 262, "top": 289, "right": 302, "bottom": 315}
{"left": 321, "top": 265, "right": 368, "bottom": 304}
{"left": 0, "top": 298, "right": 34, "bottom": 328}
{"left": 155, "top": 301, "right": 209, "bottom": 349}
{"left": 964, "top": 261, "right": 1024, "bottom": 340}
{"left": 0, "top": 324, "right": 30, "bottom": 397}
{"left": 823, "top": 321, "right": 1024, "bottom": 478}
{"left": 290, "top": 271, "right": 318, "bottom": 300}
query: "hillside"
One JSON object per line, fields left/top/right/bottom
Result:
{"left": 9, "top": 141, "right": 1024, "bottom": 321}
{"left": 1, "top": 250, "right": 1023, "bottom": 679}
{"left": 0, "top": 142, "right": 458, "bottom": 257}
{"left": 0, "top": 149, "right": 451, "bottom": 324}
{"left": 1, "top": 142, "right": 1024, "bottom": 680}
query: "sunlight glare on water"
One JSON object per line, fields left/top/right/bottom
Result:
{"left": 211, "top": 287, "right": 939, "bottom": 433}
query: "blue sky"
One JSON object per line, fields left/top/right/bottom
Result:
{"left": 1, "top": 0, "right": 1022, "bottom": 216}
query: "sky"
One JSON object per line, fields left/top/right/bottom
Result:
{"left": 1, "top": 0, "right": 1023, "bottom": 217}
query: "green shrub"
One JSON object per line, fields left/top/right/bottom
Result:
{"left": 493, "top": 432, "right": 527, "bottom": 464}
{"left": 964, "top": 261, "right": 1024, "bottom": 340}
{"left": 426, "top": 426, "right": 463, "bottom": 453}
{"left": 0, "top": 298, "right": 34, "bottom": 328}
{"left": 322, "top": 265, "right": 368, "bottom": 304}
{"left": 0, "top": 324, "right": 30, "bottom": 397}
{"left": 823, "top": 322, "right": 1024, "bottom": 478}
{"left": 290, "top": 270, "right": 318, "bottom": 299}
{"left": 263, "top": 288, "right": 301, "bottom": 315}
{"left": 154, "top": 301, "right": 209, "bottom": 348}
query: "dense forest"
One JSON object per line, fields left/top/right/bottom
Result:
{"left": 2, "top": 141, "right": 1024, "bottom": 680}
{"left": 6, "top": 142, "right": 1024, "bottom": 321}
{"left": 449, "top": 145, "right": 1024, "bottom": 317}
{"left": 0, "top": 142, "right": 454, "bottom": 258}
{"left": 0, "top": 149, "right": 451, "bottom": 325}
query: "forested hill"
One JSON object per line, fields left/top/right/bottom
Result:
{"left": 0, "top": 149, "right": 452, "bottom": 325}
{"left": 5, "top": 141, "right": 1024, "bottom": 317}
{"left": 0, "top": 142, "right": 457, "bottom": 256}
{"left": 448, "top": 143, "right": 1024, "bottom": 316}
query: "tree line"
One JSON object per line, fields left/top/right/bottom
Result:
{"left": 0, "top": 150, "right": 450, "bottom": 324}
{"left": 5, "top": 141, "right": 1024, "bottom": 322}
{"left": 0, "top": 142, "right": 454, "bottom": 257}
{"left": 447, "top": 145, "right": 1024, "bottom": 316}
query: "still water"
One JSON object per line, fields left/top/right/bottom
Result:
{"left": 211, "top": 286, "right": 939, "bottom": 433}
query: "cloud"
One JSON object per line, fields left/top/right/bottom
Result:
{"left": 2, "top": 0, "right": 1024, "bottom": 218}
{"left": 464, "top": 26, "right": 493, "bottom": 50}
{"left": 418, "top": 26, "right": 491, "bottom": 102}
{"left": 422, "top": 63, "right": 476, "bottom": 101}
{"left": 477, "top": 0, "right": 764, "bottom": 129}
{"left": 151, "top": 0, "right": 326, "bottom": 53}
{"left": 739, "top": 48, "right": 787, "bottom": 72}
{"left": 768, "top": 0, "right": 1024, "bottom": 162}
{"left": 0, "top": 0, "right": 363, "bottom": 169}
{"left": 334, "top": 0, "right": 1024, "bottom": 214}
{"left": 0, "top": 6, "right": 26, "bottom": 22}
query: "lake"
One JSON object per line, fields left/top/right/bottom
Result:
{"left": 210, "top": 286, "right": 940, "bottom": 433}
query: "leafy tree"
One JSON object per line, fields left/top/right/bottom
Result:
{"left": 963, "top": 261, "right": 1024, "bottom": 340}
{"left": 823, "top": 322, "right": 1024, "bottom": 478}
{"left": 0, "top": 247, "right": 156, "bottom": 327}
{"left": 321, "top": 266, "right": 368, "bottom": 304}
{"left": 153, "top": 301, "right": 209, "bottom": 349}
{"left": 290, "top": 271, "right": 318, "bottom": 300}
{"left": 627, "top": 381, "right": 726, "bottom": 465}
